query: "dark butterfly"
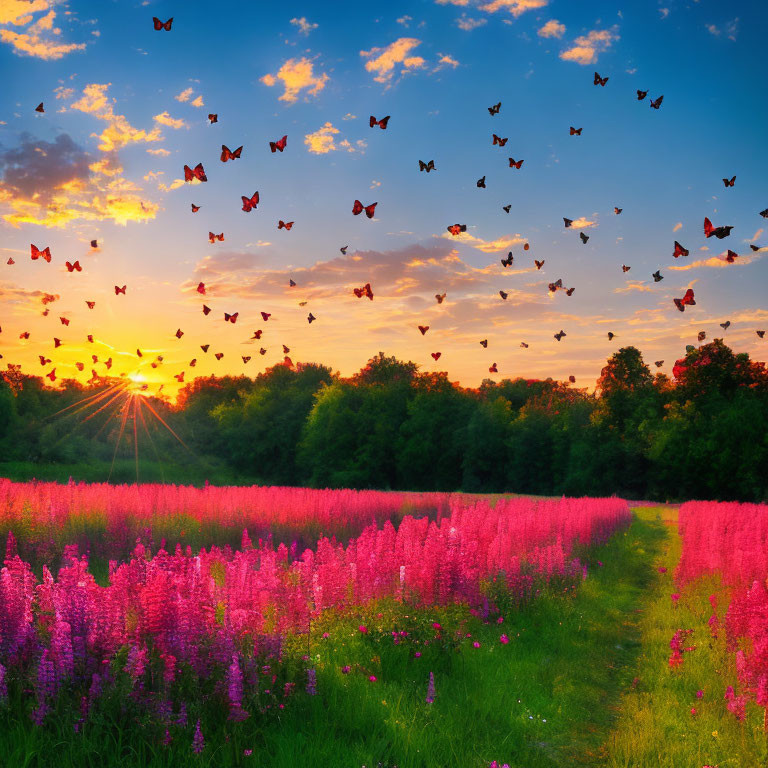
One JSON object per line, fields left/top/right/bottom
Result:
{"left": 261, "top": 311, "right": 271, "bottom": 321}
{"left": 196, "top": 282, "right": 206, "bottom": 295}
{"left": 607, "top": 332, "right": 616, "bottom": 341}
{"left": 447, "top": 224, "right": 466, "bottom": 235}
{"left": 86, "top": 300, "right": 95, "bottom": 309}
{"left": 431, "top": 352, "right": 441, "bottom": 360}
{"left": 87, "top": 335, "right": 94, "bottom": 343}
{"left": 499, "top": 290, "right": 508, "bottom": 300}
{"left": 724, "top": 250, "right": 739, "bottom": 263}
{"left": 568, "top": 375, "right": 576, "bottom": 383}
{"left": 369, "top": 115, "right": 390, "bottom": 129}
{"left": 278, "top": 220, "right": 294, "bottom": 230}
{"left": 90, "top": 239, "right": 98, "bottom": 248}
{"left": 202, "top": 304, "right": 211, "bottom": 315}
{"left": 183, "top": 163, "right": 207, "bottom": 182}
{"left": 242, "top": 356, "right": 251, "bottom": 364}
{"left": 19, "top": 332, "right": 30, "bottom": 339}
{"left": 654, "top": 360, "right": 664, "bottom": 367}
{"left": 114, "top": 285, "right": 126, "bottom": 295}
{"left": 579, "top": 232, "right": 589, "bottom": 244}
{"left": 418, "top": 325, "right": 429, "bottom": 335}
{"left": 652, "top": 270, "right": 663, "bottom": 282}
{"left": 209, "top": 232, "right": 224, "bottom": 243}
{"left": 614, "top": 207, "right": 622, "bottom": 215}
{"left": 534, "top": 259, "right": 544, "bottom": 269}
{"left": 488, "top": 102, "right": 501, "bottom": 116}
{"left": 353, "top": 283, "right": 374, "bottom": 300}
{"left": 7, "top": 257, "right": 14, "bottom": 264}
{"left": 224, "top": 312, "right": 238, "bottom": 323}
{"left": 673, "top": 288, "right": 696, "bottom": 312}
{"left": 554, "top": 330, "right": 566, "bottom": 341}
{"left": 502, "top": 205, "right": 511, "bottom": 213}
{"left": 39, "top": 355, "right": 51, "bottom": 366}
{"left": 480, "top": 339, "right": 488, "bottom": 348}
{"left": 435, "top": 293, "right": 446, "bottom": 304}
{"left": 565, "top": 287, "right": 575, "bottom": 296}
{"left": 54, "top": 338, "right": 62, "bottom": 348}
{"left": 221, "top": 144, "right": 243, "bottom": 162}
{"left": 152, "top": 17, "right": 172, "bottom": 30}
{"left": 46, "top": 369, "right": 56, "bottom": 382}
{"left": 35, "top": 102, "right": 44, "bottom": 112}
{"left": 307, "top": 313, "right": 316, "bottom": 324}
{"left": 720, "top": 321, "right": 731, "bottom": 331}
{"left": 722, "top": 176, "right": 736, "bottom": 187}
{"left": 208, "top": 113, "right": 218, "bottom": 123}
{"left": 501, "top": 252, "right": 513, "bottom": 267}
{"left": 508, "top": 158, "right": 524, "bottom": 169}
{"left": 352, "top": 200, "right": 377, "bottom": 218}
{"left": 65, "top": 261, "right": 82, "bottom": 272}
{"left": 136, "top": 349, "right": 143, "bottom": 357}
{"left": 563, "top": 218, "right": 573, "bottom": 228}
{"left": 191, "top": 204, "right": 200, "bottom": 213}
{"left": 492, "top": 134, "right": 508, "bottom": 146}
{"left": 59, "top": 317, "right": 69, "bottom": 326}
{"left": 750, "top": 245, "right": 760, "bottom": 252}
{"left": 340, "top": 246, "right": 348, "bottom": 254}
{"left": 419, "top": 160, "right": 436, "bottom": 172}
{"left": 477, "top": 176, "right": 486, "bottom": 188}
{"left": 520, "top": 342, "right": 529, "bottom": 348}
{"left": 31, "top": 244, "right": 52, "bottom": 262}
{"left": 637, "top": 90, "right": 647, "bottom": 100}
{"left": 289, "top": 279, "right": 297, "bottom": 287}
{"left": 649, "top": 95, "right": 664, "bottom": 109}
{"left": 75, "top": 362, "right": 84, "bottom": 371}
{"left": 594, "top": 72, "right": 609, "bottom": 86}
{"left": 251, "top": 330, "right": 263, "bottom": 339}
{"left": 489, "top": 363, "right": 498, "bottom": 373}
{"left": 283, "top": 345, "right": 290, "bottom": 354}
{"left": 698, "top": 331, "right": 706, "bottom": 342}
{"left": 259, "top": 347, "right": 267, "bottom": 355}
{"left": 673, "top": 241, "right": 689, "bottom": 258}
{"left": 215, "top": 352, "right": 224, "bottom": 360}
{"left": 622, "top": 264, "right": 630, "bottom": 272}
{"left": 175, "top": 329, "right": 184, "bottom": 339}
{"left": 757, "top": 330, "right": 766, "bottom": 338}
{"left": 569, "top": 127, "right": 582, "bottom": 135}
{"left": 241, "top": 192, "right": 260, "bottom": 212}
{"left": 704, "top": 217, "right": 733, "bottom": 239}
{"left": 270, "top": 135, "right": 288, "bottom": 152}
{"left": 761, "top": 209, "right": 768, "bottom": 218}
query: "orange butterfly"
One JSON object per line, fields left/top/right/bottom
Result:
{"left": 369, "top": 115, "right": 389, "bottom": 129}
{"left": 184, "top": 163, "right": 207, "bottom": 182}
{"left": 352, "top": 200, "right": 377, "bottom": 218}
{"left": 174, "top": 372, "right": 185, "bottom": 382}
{"left": 65, "top": 261, "right": 82, "bottom": 272}
{"left": 508, "top": 158, "right": 524, "bottom": 169}
{"left": 261, "top": 311, "right": 271, "bottom": 321}
{"left": 75, "top": 362, "right": 84, "bottom": 371}
{"left": 54, "top": 338, "right": 62, "bottom": 348}
{"left": 59, "top": 317, "right": 69, "bottom": 326}
{"left": 175, "top": 329, "right": 184, "bottom": 338}
{"left": 46, "top": 368, "right": 56, "bottom": 382}
{"left": 353, "top": 283, "right": 374, "bottom": 300}
{"left": 570, "top": 127, "right": 582, "bottom": 135}
{"left": 269, "top": 135, "right": 287, "bottom": 152}
{"left": 418, "top": 325, "right": 429, "bottom": 335}
{"left": 252, "top": 330, "right": 263, "bottom": 339}
{"left": 208, "top": 114, "right": 218, "bottom": 123}
{"left": 191, "top": 204, "right": 200, "bottom": 213}
{"left": 39, "top": 355, "right": 51, "bottom": 366}
{"left": 431, "top": 352, "right": 441, "bottom": 360}
{"left": 224, "top": 312, "right": 238, "bottom": 323}
{"left": 35, "top": 102, "right": 44, "bottom": 113}
{"left": 447, "top": 224, "right": 466, "bottom": 236}
{"left": 201, "top": 344, "right": 210, "bottom": 352}
{"left": 220, "top": 144, "right": 243, "bottom": 162}
{"left": 152, "top": 16, "right": 172, "bottom": 30}
{"left": 208, "top": 232, "right": 224, "bottom": 243}
{"left": 190, "top": 359, "right": 197, "bottom": 367}
{"left": 31, "top": 244, "right": 51, "bottom": 262}
{"left": 242, "top": 356, "right": 251, "bottom": 364}
{"left": 278, "top": 220, "right": 294, "bottom": 230}
{"left": 86, "top": 300, "right": 95, "bottom": 309}
{"left": 492, "top": 134, "right": 508, "bottom": 146}
{"left": 215, "top": 352, "right": 224, "bottom": 360}
{"left": 259, "top": 347, "right": 267, "bottom": 355}
{"left": 282, "top": 345, "right": 290, "bottom": 354}
{"left": 114, "top": 285, "right": 126, "bottom": 295}
{"left": 241, "top": 192, "right": 259, "bottom": 212}
{"left": 489, "top": 363, "right": 498, "bottom": 373}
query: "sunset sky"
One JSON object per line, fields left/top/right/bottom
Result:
{"left": 1, "top": 0, "right": 767, "bottom": 397}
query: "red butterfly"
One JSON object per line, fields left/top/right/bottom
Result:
{"left": 673, "top": 241, "right": 689, "bottom": 259}
{"left": 242, "top": 356, "right": 251, "bottom": 364}
{"left": 757, "top": 330, "right": 766, "bottom": 339}
{"left": 175, "top": 329, "right": 184, "bottom": 338}
{"left": 435, "top": 293, "right": 446, "bottom": 304}
{"left": 259, "top": 347, "right": 267, "bottom": 355}
{"left": 283, "top": 355, "right": 293, "bottom": 367}
{"left": 183, "top": 163, "right": 207, "bottom": 182}
{"left": 54, "top": 338, "right": 62, "bottom": 348}
{"left": 209, "top": 232, "right": 224, "bottom": 243}
{"left": 492, "top": 134, "right": 508, "bottom": 146}
{"left": 208, "top": 114, "right": 218, "bottom": 123}
{"left": 202, "top": 305, "right": 211, "bottom": 315}
{"left": 698, "top": 331, "right": 706, "bottom": 342}
{"left": 31, "top": 244, "right": 51, "bottom": 262}
{"left": 189, "top": 359, "right": 197, "bottom": 367}
{"left": 221, "top": 144, "right": 243, "bottom": 162}
{"left": 224, "top": 312, "right": 238, "bottom": 323}
{"left": 87, "top": 335, "right": 94, "bottom": 343}
{"left": 59, "top": 317, "right": 69, "bottom": 326}
{"left": 174, "top": 372, "right": 185, "bottom": 383}
{"left": 489, "top": 363, "right": 497, "bottom": 373}
{"left": 278, "top": 220, "right": 294, "bottom": 230}
{"left": 704, "top": 217, "right": 733, "bottom": 239}
{"left": 614, "top": 207, "right": 623, "bottom": 215}
{"left": 369, "top": 115, "right": 390, "bottom": 129}
{"left": 137, "top": 349, "right": 143, "bottom": 357}
{"left": 252, "top": 330, "right": 263, "bottom": 339}
{"left": 241, "top": 192, "right": 259, "bottom": 212}
{"left": 534, "top": 260, "right": 545, "bottom": 269}
{"left": 353, "top": 283, "right": 374, "bottom": 300}
{"left": 724, "top": 250, "right": 739, "bottom": 263}
{"left": 622, "top": 265, "right": 631, "bottom": 273}
{"left": 201, "top": 344, "right": 210, "bottom": 352}
{"left": 65, "top": 261, "right": 82, "bottom": 272}
{"left": 673, "top": 288, "right": 696, "bottom": 312}
{"left": 593, "top": 72, "right": 609, "bottom": 86}
{"left": 418, "top": 325, "right": 429, "bottom": 335}
{"left": 447, "top": 224, "right": 466, "bottom": 236}
{"left": 569, "top": 127, "right": 582, "bottom": 135}
{"left": 7, "top": 258, "right": 14, "bottom": 264}
{"left": 479, "top": 339, "right": 488, "bottom": 348}
{"left": 508, "top": 158, "right": 524, "bottom": 169}
{"left": 35, "top": 102, "right": 44, "bottom": 113}
{"left": 114, "top": 285, "right": 126, "bottom": 295}
{"left": 307, "top": 313, "right": 316, "bottom": 323}
{"left": 46, "top": 368, "right": 56, "bottom": 382}
{"left": 431, "top": 352, "right": 441, "bottom": 360}
{"left": 520, "top": 342, "right": 529, "bottom": 348}
{"left": 649, "top": 95, "right": 664, "bottom": 109}
{"left": 152, "top": 17, "right": 172, "bottom": 30}
{"left": 261, "top": 311, "right": 271, "bottom": 321}
{"left": 197, "top": 282, "right": 206, "bottom": 294}
{"left": 637, "top": 90, "right": 648, "bottom": 100}
{"left": 566, "top": 287, "right": 575, "bottom": 296}
{"left": 269, "top": 135, "right": 287, "bottom": 153}
{"left": 548, "top": 279, "right": 563, "bottom": 292}
{"left": 488, "top": 102, "right": 501, "bottom": 116}
{"left": 75, "top": 362, "right": 84, "bottom": 371}
{"left": 191, "top": 204, "right": 200, "bottom": 213}
{"left": 86, "top": 300, "right": 95, "bottom": 309}
{"left": 283, "top": 344, "right": 290, "bottom": 354}
{"left": 20, "top": 332, "right": 30, "bottom": 339}
{"left": 723, "top": 176, "right": 736, "bottom": 187}
{"left": 39, "top": 355, "right": 51, "bottom": 366}
{"left": 352, "top": 200, "right": 377, "bottom": 218}
{"left": 568, "top": 375, "right": 576, "bottom": 383}
{"left": 215, "top": 352, "right": 224, "bottom": 360}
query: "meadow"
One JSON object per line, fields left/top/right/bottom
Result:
{"left": 0, "top": 482, "right": 766, "bottom": 767}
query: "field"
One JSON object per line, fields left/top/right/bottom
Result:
{"left": 0, "top": 482, "right": 766, "bottom": 768}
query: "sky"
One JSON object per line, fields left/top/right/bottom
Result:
{"left": 1, "top": 0, "right": 767, "bottom": 398}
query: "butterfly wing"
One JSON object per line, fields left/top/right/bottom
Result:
{"left": 364, "top": 203, "right": 377, "bottom": 218}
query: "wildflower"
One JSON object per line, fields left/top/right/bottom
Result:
{"left": 690, "top": 707, "right": 697, "bottom": 716}
{"left": 497, "top": 617, "right": 504, "bottom": 624}
{"left": 358, "top": 625, "right": 368, "bottom": 634}
{"left": 432, "top": 622, "right": 441, "bottom": 630}
{"left": 244, "top": 749, "right": 253, "bottom": 757}
{"left": 426, "top": 671, "right": 435, "bottom": 704}
{"left": 658, "top": 566, "right": 667, "bottom": 573}
{"left": 499, "top": 634, "right": 509, "bottom": 644}
{"left": 696, "top": 689, "right": 704, "bottom": 698}
{"left": 341, "top": 665, "right": 351, "bottom": 674}
{"left": 369, "top": 675, "right": 377, "bottom": 682}
{"left": 671, "top": 593, "right": 680, "bottom": 603}
{"left": 306, "top": 668, "right": 317, "bottom": 696}
{"left": 473, "top": 641, "right": 481, "bottom": 648}
{"left": 322, "top": 632, "right": 330, "bottom": 639}
{"left": 0, "top": 663, "right": 6, "bottom": 702}
{"left": 162, "top": 728, "right": 172, "bottom": 746}
{"left": 192, "top": 719, "right": 205, "bottom": 754}
{"left": 414, "top": 652, "right": 422, "bottom": 658}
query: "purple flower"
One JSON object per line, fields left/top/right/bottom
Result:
{"left": 341, "top": 665, "right": 351, "bottom": 674}
{"left": 0, "top": 663, "right": 6, "bottom": 702}
{"left": 425, "top": 671, "right": 435, "bottom": 704}
{"left": 499, "top": 634, "right": 509, "bottom": 644}
{"left": 192, "top": 719, "right": 205, "bottom": 754}
{"left": 696, "top": 689, "right": 704, "bottom": 699}
{"left": 306, "top": 668, "right": 317, "bottom": 696}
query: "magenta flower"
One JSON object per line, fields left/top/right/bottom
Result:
{"left": 192, "top": 719, "right": 205, "bottom": 754}
{"left": 499, "top": 634, "right": 509, "bottom": 644}
{"left": 341, "top": 665, "right": 351, "bottom": 674}
{"left": 658, "top": 566, "right": 667, "bottom": 573}
{"left": 473, "top": 641, "right": 481, "bottom": 648}
{"left": 671, "top": 593, "right": 680, "bottom": 603}
{"left": 696, "top": 689, "right": 703, "bottom": 698}
{"left": 690, "top": 707, "right": 697, "bottom": 716}
{"left": 369, "top": 675, "right": 377, "bottom": 682}
{"left": 358, "top": 625, "right": 368, "bottom": 634}
{"left": 414, "top": 652, "right": 422, "bottom": 658}
{"left": 244, "top": 749, "right": 253, "bottom": 756}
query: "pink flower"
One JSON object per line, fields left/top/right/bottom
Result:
{"left": 499, "top": 634, "right": 509, "bottom": 644}
{"left": 322, "top": 632, "right": 330, "bottom": 639}
{"left": 414, "top": 652, "right": 422, "bottom": 658}
{"left": 497, "top": 616, "right": 504, "bottom": 624}
{"left": 358, "top": 625, "right": 368, "bottom": 634}
{"left": 369, "top": 675, "right": 377, "bottom": 682}
{"left": 690, "top": 707, "right": 697, "bottom": 716}
{"left": 244, "top": 749, "right": 253, "bottom": 757}
{"left": 192, "top": 719, "right": 204, "bottom": 754}
{"left": 341, "top": 665, "right": 351, "bottom": 674}
{"left": 432, "top": 622, "right": 442, "bottom": 630}
{"left": 696, "top": 689, "right": 704, "bottom": 699}
{"left": 473, "top": 641, "right": 481, "bottom": 648}
{"left": 671, "top": 593, "right": 680, "bottom": 603}
{"left": 657, "top": 566, "right": 667, "bottom": 573}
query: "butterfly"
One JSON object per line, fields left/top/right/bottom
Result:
{"left": 654, "top": 360, "right": 664, "bottom": 367}
{"left": 251, "top": 330, "right": 263, "bottom": 339}
{"left": 489, "top": 363, "right": 498, "bottom": 373}
{"left": 201, "top": 344, "right": 210, "bottom": 352}
{"left": 46, "top": 369, "right": 56, "bottom": 382}
{"left": 501, "top": 252, "right": 513, "bottom": 267}
{"left": 195, "top": 282, "right": 206, "bottom": 295}
{"left": 607, "top": 332, "right": 616, "bottom": 341}
{"left": 523, "top": 243, "right": 530, "bottom": 251}
{"left": 183, "top": 163, "right": 207, "bottom": 182}
{"left": 637, "top": 90, "right": 648, "bottom": 100}
{"left": 492, "top": 134, "right": 508, "bottom": 146}
{"left": 75, "top": 362, "right": 84, "bottom": 371}
{"left": 673, "top": 241, "right": 689, "bottom": 258}
{"left": 419, "top": 160, "right": 436, "bottom": 172}
{"left": 580, "top": 232, "right": 589, "bottom": 244}
{"left": 19, "top": 332, "right": 30, "bottom": 339}
{"left": 191, "top": 204, "right": 200, "bottom": 213}
{"left": 502, "top": 205, "right": 511, "bottom": 213}
{"left": 42, "top": 309, "right": 49, "bottom": 316}
{"left": 447, "top": 224, "right": 466, "bottom": 236}
{"left": 418, "top": 325, "right": 429, "bottom": 335}
{"left": 622, "top": 265, "right": 631, "bottom": 273}
{"left": 568, "top": 375, "right": 576, "bottom": 383}
{"left": 242, "top": 356, "right": 251, "bottom": 364}
{"left": 499, "top": 290, "right": 508, "bottom": 300}
{"left": 278, "top": 220, "right": 294, "bottom": 230}
{"left": 65, "top": 261, "right": 82, "bottom": 272}
{"left": 307, "top": 313, "right": 316, "bottom": 324}
{"left": 289, "top": 279, "right": 297, "bottom": 287}
{"left": 673, "top": 288, "right": 696, "bottom": 312}
{"left": 554, "top": 330, "right": 566, "bottom": 341}
{"left": 59, "top": 317, "right": 69, "bottom": 326}
{"left": 565, "top": 287, "right": 575, "bottom": 296}
{"left": 261, "top": 311, "right": 271, "bottom": 321}
{"left": 202, "top": 304, "right": 211, "bottom": 315}
{"left": 31, "top": 244, "right": 52, "bottom": 262}
{"left": 221, "top": 144, "right": 243, "bottom": 162}
{"left": 208, "top": 113, "right": 218, "bottom": 123}
{"left": 614, "top": 207, "right": 622, "bottom": 215}
{"left": 431, "top": 352, "right": 441, "bottom": 361}
{"left": 209, "top": 232, "right": 225, "bottom": 243}
{"left": 340, "top": 246, "right": 349, "bottom": 254}
{"left": 649, "top": 95, "right": 664, "bottom": 109}
{"left": 35, "top": 102, "right": 44, "bottom": 112}
{"left": 520, "top": 342, "right": 529, "bottom": 348}
{"left": 435, "top": 293, "right": 446, "bottom": 304}
{"left": 189, "top": 358, "right": 197, "bottom": 367}
{"left": 750, "top": 245, "right": 761, "bottom": 252}
{"left": 136, "top": 349, "right": 143, "bottom": 357}
{"left": 761, "top": 209, "right": 768, "bottom": 218}
{"left": 720, "top": 321, "right": 731, "bottom": 331}
{"left": 569, "top": 127, "right": 582, "bottom": 135}
{"left": 54, "top": 338, "right": 62, "bottom": 348}
{"left": 477, "top": 176, "right": 486, "bottom": 188}
{"left": 652, "top": 270, "right": 663, "bottom": 282}
{"left": 174, "top": 372, "right": 185, "bottom": 383}
{"left": 105, "top": 357, "right": 113, "bottom": 370}
{"left": 724, "top": 250, "right": 739, "bottom": 263}
{"left": 255, "top": 347, "right": 265, "bottom": 355}
{"left": 283, "top": 345, "right": 290, "bottom": 354}
{"left": 241, "top": 192, "right": 259, "bottom": 212}
{"left": 114, "top": 285, "right": 126, "bottom": 295}
{"left": 175, "top": 329, "right": 184, "bottom": 339}
{"left": 224, "top": 312, "right": 238, "bottom": 323}
{"left": 563, "top": 218, "right": 573, "bottom": 228}
{"left": 87, "top": 335, "right": 94, "bottom": 343}
{"left": 86, "top": 300, "right": 95, "bottom": 309}
{"left": 352, "top": 200, "right": 377, "bottom": 218}
{"left": 534, "top": 260, "right": 545, "bottom": 269}
{"left": 39, "top": 355, "right": 51, "bottom": 366}
{"left": 698, "top": 331, "right": 706, "bottom": 342}
{"left": 90, "top": 239, "right": 98, "bottom": 248}
{"left": 353, "top": 283, "right": 374, "bottom": 300}
{"left": 757, "top": 330, "right": 766, "bottom": 338}
{"left": 7, "top": 258, "right": 14, "bottom": 264}
{"left": 488, "top": 102, "right": 501, "bottom": 116}
{"left": 479, "top": 339, "right": 488, "bottom": 348}
{"left": 152, "top": 17, "right": 172, "bottom": 30}
{"left": 299, "top": 301, "right": 307, "bottom": 306}
{"left": 723, "top": 176, "right": 736, "bottom": 188}
{"left": 704, "top": 217, "right": 733, "bottom": 239}
{"left": 508, "top": 158, "right": 524, "bottom": 169}
{"left": 269, "top": 135, "right": 287, "bottom": 152}
{"left": 215, "top": 353, "right": 224, "bottom": 360}
{"left": 594, "top": 72, "right": 609, "bottom": 86}
{"left": 548, "top": 279, "right": 563, "bottom": 292}
{"left": 369, "top": 115, "right": 390, "bottom": 129}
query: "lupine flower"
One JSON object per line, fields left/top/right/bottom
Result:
{"left": 192, "top": 719, "right": 205, "bottom": 754}
{"left": 306, "top": 668, "right": 317, "bottom": 696}
{"left": 425, "top": 671, "right": 435, "bottom": 704}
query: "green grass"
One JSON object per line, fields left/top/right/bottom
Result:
{"left": 0, "top": 510, "right": 667, "bottom": 768}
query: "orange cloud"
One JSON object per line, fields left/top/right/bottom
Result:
{"left": 434, "top": 53, "right": 460, "bottom": 70}
{"left": 261, "top": 57, "right": 329, "bottom": 103}
{"left": 569, "top": 216, "right": 597, "bottom": 229}
{"left": 0, "top": 3, "right": 85, "bottom": 59}
{"left": 1, "top": 0, "right": 49, "bottom": 25}
{"left": 669, "top": 249, "right": 765, "bottom": 271}
{"left": 438, "top": 231, "right": 527, "bottom": 253}
{"left": 560, "top": 28, "right": 619, "bottom": 65}
{"left": 360, "top": 38, "right": 425, "bottom": 84}
{"left": 538, "top": 19, "right": 565, "bottom": 38}
{"left": 153, "top": 112, "right": 188, "bottom": 129}
{"left": 614, "top": 281, "right": 654, "bottom": 294}
{"left": 480, "top": 0, "right": 548, "bottom": 15}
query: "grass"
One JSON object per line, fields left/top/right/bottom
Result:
{"left": 0, "top": 508, "right": 666, "bottom": 768}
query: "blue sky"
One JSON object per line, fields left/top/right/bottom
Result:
{"left": 1, "top": 0, "right": 767, "bottom": 395}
